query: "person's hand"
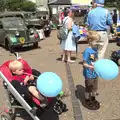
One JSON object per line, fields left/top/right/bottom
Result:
{"left": 89, "top": 65, "right": 94, "bottom": 70}
{"left": 29, "top": 75, "right": 34, "bottom": 80}
{"left": 24, "top": 80, "right": 27, "bottom": 85}
{"left": 24, "top": 76, "right": 30, "bottom": 85}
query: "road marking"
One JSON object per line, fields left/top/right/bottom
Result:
{"left": 65, "top": 63, "right": 83, "bottom": 120}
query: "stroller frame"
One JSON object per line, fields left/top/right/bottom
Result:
{"left": 0, "top": 52, "right": 67, "bottom": 120}
{"left": 0, "top": 71, "right": 40, "bottom": 120}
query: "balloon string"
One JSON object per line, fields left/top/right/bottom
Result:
{"left": 24, "top": 72, "right": 39, "bottom": 78}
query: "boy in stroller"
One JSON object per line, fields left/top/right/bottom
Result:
{"left": 9, "top": 60, "right": 48, "bottom": 107}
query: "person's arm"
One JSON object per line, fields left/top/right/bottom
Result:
{"left": 107, "top": 10, "right": 113, "bottom": 25}
{"left": 86, "top": 12, "right": 90, "bottom": 27}
{"left": 67, "top": 18, "right": 73, "bottom": 31}
{"left": 29, "top": 75, "right": 34, "bottom": 80}
{"left": 72, "top": 25, "right": 76, "bottom": 36}
{"left": 83, "top": 62, "right": 94, "bottom": 69}
{"left": 83, "top": 50, "right": 94, "bottom": 69}
{"left": 24, "top": 76, "right": 30, "bottom": 85}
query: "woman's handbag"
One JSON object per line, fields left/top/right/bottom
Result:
{"left": 57, "top": 18, "right": 68, "bottom": 42}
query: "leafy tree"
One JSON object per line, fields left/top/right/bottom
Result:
{"left": 0, "top": 0, "right": 6, "bottom": 11}
{"left": 6, "top": 0, "right": 24, "bottom": 11}
{"left": 3, "top": 0, "right": 36, "bottom": 11}
{"left": 105, "top": 0, "right": 120, "bottom": 10}
{"left": 21, "top": 1, "right": 36, "bottom": 11}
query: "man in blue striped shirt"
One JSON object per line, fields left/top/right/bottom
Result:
{"left": 87, "top": 0, "right": 113, "bottom": 59}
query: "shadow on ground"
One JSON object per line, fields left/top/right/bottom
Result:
{"left": 13, "top": 46, "right": 41, "bottom": 53}
{"left": 78, "top": 39, "right": 117, "bottom": 44}
{"left": 75, "top": 85, "right": 100, "bottom": 110}
{"left": 56, "top": 56, "right": 77, "bottom": 62}
{"left": 0, "top": 45, "right": 41, "bottom": 53}
{"left": 13, "top": 107, "right": 59, "bottom": 120}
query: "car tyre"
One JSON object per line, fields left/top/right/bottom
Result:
{"left": 33, "top": 42, "right": 39, "bottom": 48}
{"left": 44, "top": 30, "right": 50, "bottom": 37}
{"left": 5, "top": 40, "right": 13, "bottom": 53}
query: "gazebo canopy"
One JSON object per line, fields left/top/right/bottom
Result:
{"left": 48, "top": 0, "right": 71, "bottom": 5}
{"left": 48, "top": 0, "right": 92, "bottom": 5}
{"left": 71, "top": 0, "right": 92, "bottom": 5}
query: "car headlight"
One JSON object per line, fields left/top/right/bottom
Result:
{"left": 30, "top": 30, "right": 34, "bottom": 35}
{"left": 16, "top": 31, "right": 20, "bottom": 37}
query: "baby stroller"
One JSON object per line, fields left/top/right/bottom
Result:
{"left": 0, "top": 53, "right": 67, "bottom": 120}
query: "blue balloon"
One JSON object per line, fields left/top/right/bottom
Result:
{"left": 37, "top": 72, "right": 63, "bottom": 97}
{"left": 94, "top": 59, "right": 119, "bottom": 80}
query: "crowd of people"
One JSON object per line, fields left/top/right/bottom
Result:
{"left": 59, "top": 0, "right": 113, "bottom": 108}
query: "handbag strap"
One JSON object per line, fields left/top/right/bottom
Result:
{"left": 63, "top": 17, "right": 68, "bottom": 26}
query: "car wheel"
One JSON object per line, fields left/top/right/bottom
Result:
{"left": 33, "top": 42, "right": 39, "bottom": 48}
{"left": 5, "top": 40, "right": 14, "bottom": 53}
{"left": 44, "top": 31, "right": 50, "bottom": 37}
{"left": 1, "top": 112, "right": 12, "bottom": 120}
{"left": 5, "top": 40, "right": 11, "bottom": 51}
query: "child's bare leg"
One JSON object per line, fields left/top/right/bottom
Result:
{"left": 28, "top": 86, "right": 47, "bottom": 102}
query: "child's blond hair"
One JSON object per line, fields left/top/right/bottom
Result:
{"left": 87, "top": 30, "right": 101, "bottom": 44}
{"left": 9, "top": 60, "right": 23, "bottom": 72}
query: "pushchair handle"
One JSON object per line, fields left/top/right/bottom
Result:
{"left": 13, "top": 52, "right": 21, "bottom": 60}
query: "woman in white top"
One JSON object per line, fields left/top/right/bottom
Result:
{"left": 61, "top": 9, "right": 76, "bottom": 63}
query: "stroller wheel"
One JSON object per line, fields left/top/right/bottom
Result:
{"left": 53, "top": 105, "right": 62, "bottom": 115}
{"left": 1, "top": 112, "right": 12, "bottom": 120}
{"left": 61, "top": 103, "right": 67, "bottom": 112}
{"left": 53, "top": 101, "right": 62, "bottom": 115}
{"left": 53, "top": 100, "right": 67, "bottom": 115}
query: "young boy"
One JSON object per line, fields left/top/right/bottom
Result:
{"left": 9, "top": 60, "right": 48, "bottom": 107}
{"left": 83, "top": 31, "right": 102, "bottom": 108}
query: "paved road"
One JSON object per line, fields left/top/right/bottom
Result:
{"left": 0, "top": 30, "right": 120, "bottom": 120}
{"left": 0, "top": 31, "right": 74, "bottom": 120}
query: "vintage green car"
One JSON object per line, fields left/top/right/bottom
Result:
{"left": 0, "top": 17, "right": 40, "bottom": 52}
{"left": 0, "top": 11, "right": 41, "bottom": 26}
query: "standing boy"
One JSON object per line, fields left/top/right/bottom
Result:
{"left": 83, "top": 31, "right": 103, "bottom": 108}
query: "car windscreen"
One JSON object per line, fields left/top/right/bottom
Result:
{"left": 2, "top": 18, "right": 25, "bottom": 28}
{"left": 24, "top": 13, "right": 38, "bottom": 19}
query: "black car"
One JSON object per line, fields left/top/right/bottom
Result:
{"left": 0, "top": 17, "right": 40, "bottom": 52}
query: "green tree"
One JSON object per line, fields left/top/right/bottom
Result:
{"left": 0, "top": 0, "right": 6, "bottom": 11}
{"left": 5, "top": 0, "right": 36, "bottom": 11}
{"left": 6, "top": 0, "right": 24, "bottom": 11}
{"left": 21, "top": 1, "right": 36, "bottom": 11}
{"left": 105, "top": 0, "right": 120, "bottom": 10}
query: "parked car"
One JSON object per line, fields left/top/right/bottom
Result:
{"left": 0, "top": 17, "right": 40, "bottom": 52}
{"left": 0, "top": 11, "right": 41, "bottom": 25}
{"left": 0, "top": 11, "right": 51, "bottom": 38}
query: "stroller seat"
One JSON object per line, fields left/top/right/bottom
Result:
{"left": 0, "top": 59, "right": 52, "bottom": 106}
